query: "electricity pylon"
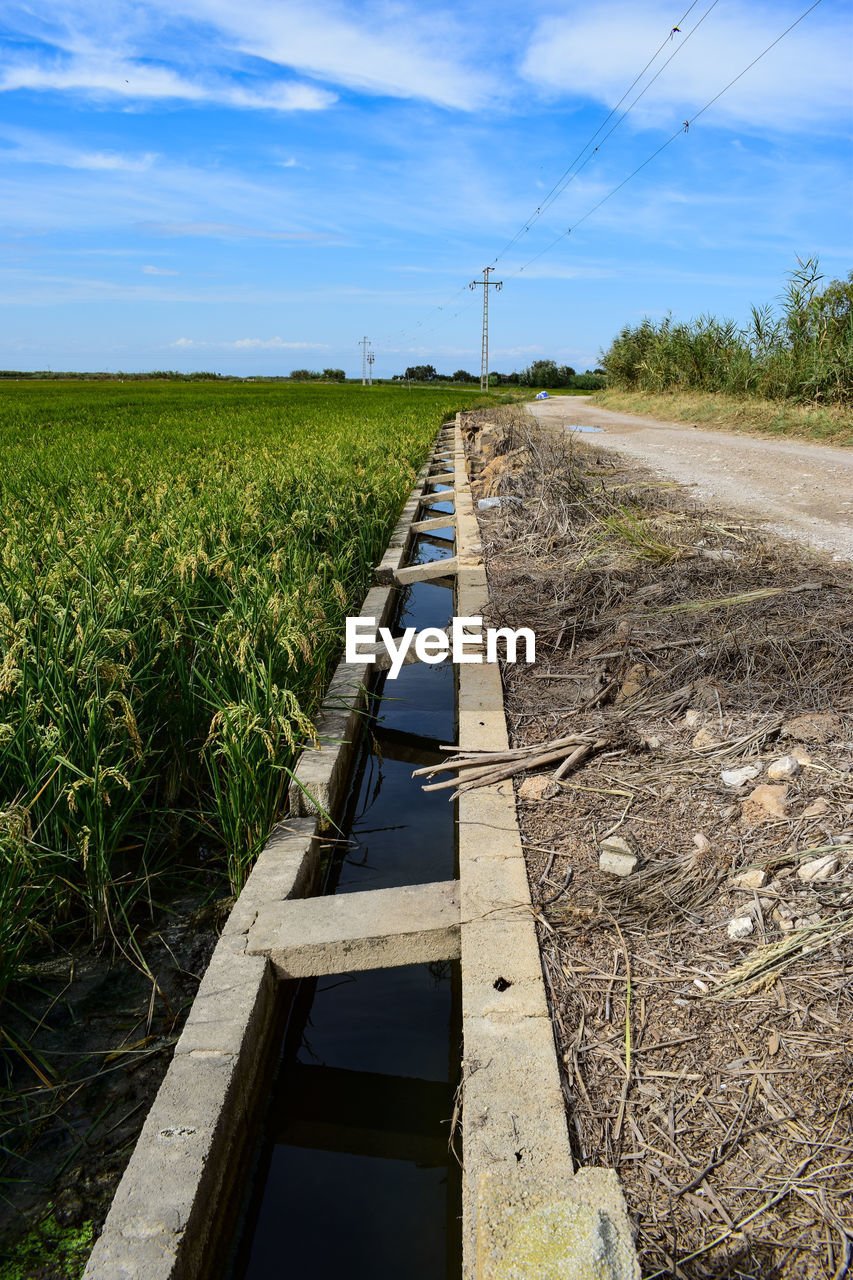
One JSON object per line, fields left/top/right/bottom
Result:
{"left": 367, "top": 344, "right": 375, "bottom": 386}
{"left": 358, "top": 336, "right": 370, "bottom": 385}
{"left": 469, "top": 268, "right": 502, "bottom": 391}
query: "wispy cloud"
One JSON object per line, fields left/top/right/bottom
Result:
{"left": 172, "top": 336, "right": 328, "bottom": 349}
{"left": 0, "top": 53, "right": 336, "bottom": 111}
{"left": 0, "top": 128, "right": 158, "bottom": 172}
{"left": 142, "top": 264, "right": 177, "bottom": 274}
{"left": 138, "top": 220, "right": 336, "bottom": 241}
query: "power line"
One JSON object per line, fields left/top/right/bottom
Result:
{"left": 375, "top": 0, "right": 825, "bottom": 365}
{"left": 510, "top": 0, "right": 825, "bottom": 279}
{"left": 488, "top": 0, "right": 713, "bottom": 268}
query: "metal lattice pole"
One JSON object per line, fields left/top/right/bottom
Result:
{"left": 367, "top": 344, "right": 375, "bottom": 386}
{"left": 359, "top": 336, "right": 370, "bottom": 385}
{"left": 469, "top": 268, "right": 502, "bottom": 391}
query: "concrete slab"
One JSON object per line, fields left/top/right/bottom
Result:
{"left": 395, "top": 555, "right": 459, "bottom": 584}
{"left": 411, "top": 513, "right": 457, "bottom": 533}
{"left": 247, "top": 879, "right": 461, "bottom": 977}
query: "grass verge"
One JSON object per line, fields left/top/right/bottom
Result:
{"left": 590, "top": 389, "right": 853, "bottom": 446}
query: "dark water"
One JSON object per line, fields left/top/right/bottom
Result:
{"left": 231, "top": 530, "right": 461, "bottom": 1280}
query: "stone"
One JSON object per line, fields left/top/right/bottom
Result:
{"left": 643, "top": 735, "right": 662, "bottom": 750}
{"left": 721, "top": 764, "right": 761, "bottom": 788}
{"left": 780, "top": 712, "right": 843, "bottom": 744}
{"left": 729, "top": 868, "right": 766, "bottom": 891}
{"left": 727, "top": 916, "right": 754, "bottom": 940}
{"left": 772, "top": 906, "right": 795, "bottom": 931}
{"left": 801, "top": 797, "right": 831, "bottom": 818}
{"left": 766, "top": 756, "right": 802, "bottom": 782}
{"left": 692, "top": 832, "right": 712, "bottom": 855}
{"left": 743, "top": 784, "right": 789, "bottom": 820}
{"left": 692, "top": 726, "right": 720, "bottom": 749}
{"left": 517, "top": 776, "right": 560, "bottom": 802}
{"left": 796, "top": 854, "right": 839, "bottom": 883}
{"left": 683, "top": 709, "right": 703, "bottom": 730}
{"left": 599, "top": 837, "right": 639, "bottom": 877}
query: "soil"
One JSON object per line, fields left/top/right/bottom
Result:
{"left": 528, "top": 396, "right": 853, "bottom": 562}
{"left": 462, "top": 406, "right": 853, "bottom": 1279}
{"left": 0, "top": 890, "right": 232, "bottom": 1278}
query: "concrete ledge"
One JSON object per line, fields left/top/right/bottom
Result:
{"left": 452, "top": 417, "right": 639, "bottom": 1279}
{"left": 247, "top": 879, "right": 461, "bottom": 977}
{"left": 84, "top": 941, "right": 277, "bottom": 1280}
{"left": 475, "top": 1167, "right": 639, "bottom": 1280}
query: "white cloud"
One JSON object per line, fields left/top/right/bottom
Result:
{"left": 0, "top": 52, "right": 335, "bottom": 112}
{"left": 211, "top": 0, "right": 493, "bottom": 109}
{"left": 521, "top": 2, "right": 851, "bottom": 132}
{"left": 142, "top": 264, "right": 178, "bottom": 274}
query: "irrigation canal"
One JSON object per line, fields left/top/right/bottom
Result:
{"left": 230, "top": 505, "right": 462, "bottom": 1277}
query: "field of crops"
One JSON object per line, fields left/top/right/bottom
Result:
{"left": 0, "top": 380, "right": 478, "bottom": 1007}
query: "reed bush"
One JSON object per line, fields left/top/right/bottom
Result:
{"left": 0, "top": 381, "right": 474, "bottom": 995}
{"left": 603, "top": 259, "right": 853, "bottom": 404}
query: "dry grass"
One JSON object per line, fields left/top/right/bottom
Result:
{"left": 590, "top": 389, "right": 853, "bottom": 447}
{"left": 465, "top": 409, "right": 853, "bottom": 1279}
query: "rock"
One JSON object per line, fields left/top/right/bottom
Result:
{"left": 599, "top": 836, "right": 639, "bottom": 877}
{"left": 599, "top": 851, "right": 639, "bottom": 877}
{"left": 792, "top": 748, "right": 812, "bottom": 766}
{"left": 743, "top": 784, "right": 789, "bottom": 820}
{"left": 766, "top": 755, "right": 802, "bottom": 782}
{"left": 692, "top": 726, "right": 720, "bottom": 748}
{"left": 721, "top": 764, "right": 762, "bottom": 788}
{"left": 683, "top": 709, "right": 703, "bottom": 730}
{"left": 780, "top": 712, "right": 843, "bottom": 744}
{"left": 642, "top": 734, "right": 662, "bottom": 750}
{"left": 518, "top": 776, "right": 560, "bottom": 802}
{"left": 727, "top": 916, "right": 754, "bottom": 940}
{"left": 801, "top": 797, "right": 831, "bottom": 818}
{"left": 772, "top": 906, "right": 795, "bottom": 931}
{"left": 794, "top": 913, "right": 823, "bottom": 930}
{"left": 796, "top": 853, "right": 839, "bottom": 882}
{"left": 692, "top": 832, "right": 712, "bottom": 855}
{"left": 729, "top": 868, "right": 767, "bottom": 890}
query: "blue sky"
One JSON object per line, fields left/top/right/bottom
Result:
{"left": 1, "top": 0, "right": 851, "bottom": 378}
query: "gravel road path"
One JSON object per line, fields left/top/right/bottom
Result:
{"left": 528, "top": 396, "right": 853, "bottom": 561}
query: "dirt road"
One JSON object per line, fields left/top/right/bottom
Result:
{"left": 528, "top": 396, "right": 853, "bottom": 561}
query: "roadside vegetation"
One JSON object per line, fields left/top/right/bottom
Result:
{"left": 0, "top": 381, "right": 476, "bottom": 1003}
{"left": 599, "top": 260, "right": 853, "bottom": 443}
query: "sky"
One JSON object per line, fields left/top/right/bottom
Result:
{"left": 0, "top": 0, "right": 851, "bottom": 378}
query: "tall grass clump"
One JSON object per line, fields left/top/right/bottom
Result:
{"left": 603, "top": 259, "right": 853, "bottom": 404}
{"left": 0, "top": 380, "right": 477, "bottom": 996}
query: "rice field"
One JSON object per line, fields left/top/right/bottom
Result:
{"left": 0, "top": 380, "right": 477, "bottom": 1005}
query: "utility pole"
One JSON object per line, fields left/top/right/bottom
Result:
{"left": 367, "top": 343, "right": 375, "bottom": 386}
{"left": 358, "top": 336, "right": 370, "bottom": 385}
{"left": 469, "top": 267, "right": 502, "bottom": 391}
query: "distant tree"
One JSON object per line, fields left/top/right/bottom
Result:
{"left": 452, "top": 369, "right": 476, "bottom": 382}
{"left": 404, "top": 365, "right": 438, "bottom": 382}
{"left": 322, "top": 368, "right": 346, "bottom": 382}
{"left": 290, "top": 369, "right": 320, "bottom": 381}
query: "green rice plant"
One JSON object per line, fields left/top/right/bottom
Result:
{"left": 0, "top": 380, "right": 480, "bottom": 998}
